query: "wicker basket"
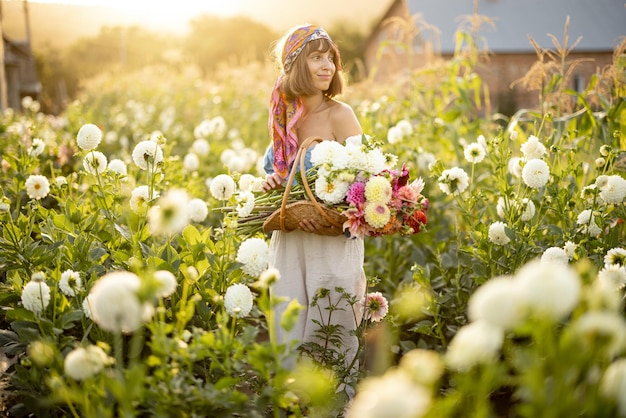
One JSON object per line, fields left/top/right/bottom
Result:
{"left": 262, "top": 136, "right": 347, "bottom": 236}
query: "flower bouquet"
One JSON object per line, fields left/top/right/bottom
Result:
{"left": 228, "top": 134, "right": 429, "bottom": 239}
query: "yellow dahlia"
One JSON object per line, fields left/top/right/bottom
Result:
{"left": 364, "top": 202, "right": 391, "bottom": 228}
{"left": 364, "top": 176, "right": 392, "bottom": 204}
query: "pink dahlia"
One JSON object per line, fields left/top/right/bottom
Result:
{"left": 364, "top": 291, "right": 389, "bottom": 322}
{"left": 346, "top": 181, "right": 366, "bottom": 206}
{"left": 343, "top": 207, "right": 371, "bottom": 239}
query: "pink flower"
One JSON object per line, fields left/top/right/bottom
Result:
{"left": 343, "top": 207, "right": 372, "bottom": 239}
{"left": 396, "top": 185, "right": 418, "bottom": 205}
{"left": 388, "top": 195, "right": 403, "bottom": 211}
{"left": 365, "top": 292, "right": 389, "bottom": 322}
{"left": 346, "top": 181, "right": 366, "bottom": 206}
{"left": 409, "top": 177, "right": 425, "bottom": 195}
{"left": 386, "top": 164, "right": 410, "bottom": 192}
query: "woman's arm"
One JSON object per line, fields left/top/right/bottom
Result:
{"left": 260, "top": 145, "right": 285, "bottom": 192}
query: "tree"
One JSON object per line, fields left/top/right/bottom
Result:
{"left": 34, "top": 26, "right": 177, "bottom": 113}
{"left": 63, "top": 25, "right": 176, "bottom": 80}
{"left": 327, "top": 20, "right": 371, "bottom": 83}
{"left": 183, "top": 15, "right": 277, "bottom": 78}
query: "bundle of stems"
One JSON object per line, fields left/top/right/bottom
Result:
{"left": 222, "top": 169, "right": 318, "bottom": 237}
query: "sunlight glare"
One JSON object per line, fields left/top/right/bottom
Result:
{"left": 26, "top": 0, "right": 246, "bottom": 20}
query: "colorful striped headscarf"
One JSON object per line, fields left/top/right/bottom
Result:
{"left": 269, "top": 25, "right": 341, "bottom": 178}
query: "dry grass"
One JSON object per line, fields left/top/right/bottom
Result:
{"left": 511, "top": 16, "right": 595, "bottom": 115}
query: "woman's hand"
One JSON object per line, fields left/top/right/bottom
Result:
{"left": 298, "top": 218, "right": 326, "bottom": 234}
{"left": 261, "top": 173, "right": 285, "bottom": 192}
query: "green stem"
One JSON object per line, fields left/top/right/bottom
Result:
{"left": 113, "top": 331, "right": 124, "bottom": 372}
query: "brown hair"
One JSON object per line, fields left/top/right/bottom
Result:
{"left": 279, "top": 38, "right": 345, "bottom": 101}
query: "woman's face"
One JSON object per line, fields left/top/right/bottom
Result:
{"left": 305, "top": 47, "right": 336, "bottom": 93}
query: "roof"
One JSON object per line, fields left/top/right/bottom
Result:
{"left": 404, "top": 0, "right": 626, "bottom": 53}
{"left": 3, "top": 35, "right": 33, "bottom": 57}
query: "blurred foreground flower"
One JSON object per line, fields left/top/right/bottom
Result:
{"left": 130, "top": 185, "right": 156, "bottom": 214}
{"left": 570, "top": 311, "right": 626, "bottom": 358}
{"left": 601, "top": 358, "right": 626, "bottom": 416}
{"left": 64, "top": 345, "right": 112, "bottom": 380}
{"left": 348, "top": 369, "right": 432, "bottom": 418}
{"left": 541, "top": 247, "right": 569, "bottom": 265}
{"left": 256, "top": 267, "right": 280, "bottom": 288}
{"left": 148, "top": 188, "right": 190, "bottom": 236}
{"left": 468, "top": 258, "right": 581, "bottom": 333}
{"left": 399, "top": 349, "right": 444, "bottom": 387}
{"left": 445, "top": 320, "right": 504, "bottom": 371}
{"left": 468, "top": 275, "right": 525, "bottom": 330}
{"left": 188, "top": 198, "right": 208, "bottom": 223}
{"left": 153, "top": 270, "right": 177, "bottom": 298}
{"left": 598, "top": 265, "right": 626, "bottom": 290}
{"left": 89, "top": 271, "right": 153, "bottom": 333}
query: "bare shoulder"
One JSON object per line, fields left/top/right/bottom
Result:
{"left": 328, "top": 99, "right": 358, "bottom": 122}
{"left": 328, "top": 99, "right": 362, "bottom": 141}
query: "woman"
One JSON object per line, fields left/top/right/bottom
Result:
{"left": 261, "top": 24, "right": 367, "bottom": 370}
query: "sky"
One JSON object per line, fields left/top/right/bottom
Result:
{"left": 15, "top": 0, "right": 392, "bottom": 32}
{"left": 24, "top": 0, "right": 262, "bottom": 26}
{"left": 18, "top": 0, "right": 249, "bottom": 15}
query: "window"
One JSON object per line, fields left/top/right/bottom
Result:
{"left": 573, "top": 74, "right": 585, "bottom": 93}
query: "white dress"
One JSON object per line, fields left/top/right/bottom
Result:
{"left": 269, "top": 229, "right": 366, "bottom": 365}
{"left": 263, "top": 143, "right": 367, "bottom": 365}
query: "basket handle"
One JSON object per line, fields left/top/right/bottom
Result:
{"left": 278, "top": 141, "right": 301, "bottom": 231}
{"left": 278, "top": 136, "right": 344, "bottom": 231}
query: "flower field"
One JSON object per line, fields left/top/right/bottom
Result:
{"left": 1, "top": 30, "right": 625, "bottom": 417}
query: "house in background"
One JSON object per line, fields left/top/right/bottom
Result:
{"left": 0, "top": 0, "right": 41, "bottom": 111}
{"left": 365, "top": 0, "right": 626, "bottom": 113}
{"left": 2, "top": 34, "right": 41, "bottom": 110}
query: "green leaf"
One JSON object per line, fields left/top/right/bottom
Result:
{"left": 89, "top": 246, "right": 108, "bottom": 262}
{"left": 10, "top": 319, "right": 40, "bottom": 342}
{"left": 52, "top": 213, "right": 75, "bottom": 232}
{"left": 215, "top": 376, "right": 239, "bottom": 390}
{"left": 5, "top": 308, "right": 36, "bottom": 322}
{"left": 56, "top": 309, "right": 84, "bottom": 330}
{"left": 182, "top": 224, "right": 203, "bottom": 246}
